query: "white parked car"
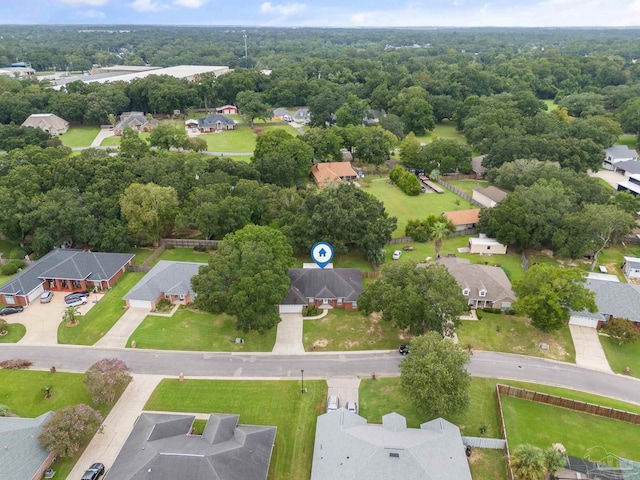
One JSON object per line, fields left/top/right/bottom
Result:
{"left": 392, "top": 250, "right": 402, "bottom": 260}
{"left": 65, "top": 297, "right": 88, "bottom": 308}
{"left": 40, "top": 291, "right": 54, "bottom": 303}
{"left": 346, "top": 401, "right": 358, "bottom": 414}
{"left": 326, "top": 395, "right": 339, "bottom": 412}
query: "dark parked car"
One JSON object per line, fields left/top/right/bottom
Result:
{"left": 398, "top": 344, "right": 410, "bottom": 356}
{"left": 0, "top": 306, "right": 24, "bottom": 316}
{"left": 81, "top": 462, "right": 105, "bottom": 480}
{"left": 64, "top": 291, "right": 89, "bottom": 302}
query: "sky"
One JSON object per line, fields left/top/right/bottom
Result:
{"left": 4, "top": 0, "right": 640, "bottom": 27}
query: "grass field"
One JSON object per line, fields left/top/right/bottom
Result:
{"left": 616, "top": 135, "right": 637, "bottom": 149}
{"left": 416, "top": 120, "right": 466, "bottom": 144}
{"left": 153, "top": 247, "right": 211, "bottom": 265}
{"left": 457, "top": 313, "right": 576, "bottom": 362}
{"left": 0, "top": 322, "right": 26, "bottom": 342}
{"left": 127, "top": 309, "right": 276, "bottom": 351}
{"left": 363, "top": 176, "right": 475, "bottom": 236}
{"left": 0, "top": 369, "right": 119, "bottom": 479}
{"left": 202, "top": 127, "right": 256, "bottom": 152}
{"left": 501, "top": 396, "right": 640, "bottom": 461}
{"left": 57, "top": 272, "right": 145, "bottom": 345}
{"left": 144, "top": 379, "right": 326, "bottom": 480}
{"left": 600, "top": 335, "right": 640, "bottom": 378}
{"left": 125, "top": 247, "right": 157, "bottom": 266}
{"left": 543, "top": 99, "right": 559, "bottom": 112}
{"left": 445, "top": 179, "right": 489, "bottom": 196}
{"left": 293, "top": 250, "right": 373, "bottom": 271}
{"left": 303, "top": 309, "right": 408, "bottom": 351}
{"left": 100, "top": 135, "right": 120, "bottom": 146}
{"left": 59, "top": 126, "right": 100, "bottom": 148}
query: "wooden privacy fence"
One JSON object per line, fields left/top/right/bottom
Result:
{"left": 387, "top": 236, "right": 414, "bottom": 245}
{"left": 161, "top": 238, "right": 220, "bottom": 248}
{"left": 497, "top": 384, "right": 640, "bottom": 425}
{"left": 437, "top": 178, "right": 484, "bottom": 208}
{"left": 495, "top": 384, "right": 516, "bottom": 480}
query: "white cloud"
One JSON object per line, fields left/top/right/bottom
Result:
{"left": 260, "top": 2, "right": 306, "bottom": 16}
{"left": 131, "top": 0, "right": 163, "bottom": 12}
{"left": 173, "top": 0, "right": 206, "bottom": 7}
{"left": 79, "top": 8, "right": 106, "bottom": 17}
{"left": 57, "top": 0, "right": 108, "bottom": 5}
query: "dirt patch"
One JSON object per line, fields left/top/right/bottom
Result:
{"left": 344, "top": 339, "right": 360, "bottom": 348}
{"left": 253, "top": 128, "right": 265, "bottom": 136}
{"left": 540, "top": 249, "right": 554, "bottom": 258}
{"left": 467, "top": 449, "right": 484, "bottom": 464}
{"left": 314, "top": 339, "right": 328, "bottom": 348}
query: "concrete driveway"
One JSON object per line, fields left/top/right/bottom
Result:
{"left": 589, "top": 169, "right": 625, "bottom": 189}
{"left": 94, "top": 307, "right": 150, "bottom": 348}
{"left": 570, "top": 325, "right": 613, "bottom": 373}
{"left": 16, "top": 292, "right": 103, "bottom": 346}
{"left": 327, "top": 377, "right": 361, "bottom": 410}
{"left": 272, "top": 313, "right": 305, "bottom": 354}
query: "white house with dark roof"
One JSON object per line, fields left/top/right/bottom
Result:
{"left": 124, "top": 260, "right": 205, "bottom": 310}
{"left": 604, "top": 145, "right": 639, "bottom": 171}
{"left": 311, "top": 410, "right": 472, "bottom": 480}
{"left": 569, "top": 276, "right": 640, "bottom": 328}
{"left": 0, "top": 412, "right": 54, "bottom": 480}
{"left": 279, "top": 268, "right": 363, "bottom": 313}
{"left": 197, "top": 114, "right": 235, "bottom": 133}
{"left": 0, "top": 249, "right": 134, "bottom": 307}
{"left": 106, "top": 413, "right": 276, "bottom": 480}
{"left": 622, "top": 256, "right": 640, "bottom": 279}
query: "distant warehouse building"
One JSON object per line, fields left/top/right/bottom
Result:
{"left": 85, "top": 65, "right": 231, "bottom": 85}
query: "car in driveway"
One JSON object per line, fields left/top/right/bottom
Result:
{"left": 40, "top": 291, "right": 54, "bottom": 303}
{"left": 81, "top": 462, "right": 105, "bottom": 480}
{"left": 0, "top": 306, "right": 24, "bottom": 316}
{"left": 65, "top": 296, "right": 88, "bottom": 308}
{"left": 346, "top": 401, "right": 358, "bottom": 414}
{"left": 392, "top": 250, "right": 402, "bottom": 260}
{"left": 326, "top": 395, "right": 339, "bottom": 412}
{"left": 64, "top": 291, "right": 89, "bottom": 302}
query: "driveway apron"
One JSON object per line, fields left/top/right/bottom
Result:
{"left": 94, "top": 307, "right": 150, "bottom": 348}
{"left": 272, "top": 313, "right": 305, "bottom": 354}
{"left": 570, "top": 324, "right": 613, "bottom": 373}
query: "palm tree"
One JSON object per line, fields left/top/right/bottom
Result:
{"left": 430, "top": 220, "right": 455, "bottom": 258}
{"left": 511, "top": 444, "right": 546, "bottom": 480}
{"left": 62, "top": 306, "right": 81, "bottom": 327}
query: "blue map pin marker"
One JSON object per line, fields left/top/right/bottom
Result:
{"left": 311, "top": 242, "right": 334, "bottom": 269}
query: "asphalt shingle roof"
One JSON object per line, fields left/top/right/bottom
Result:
{"left": 124, "top": 261, "right": 206, "bottom": 302}
{"left": 282, "top": 268, "right": 363, "bottom": 305}
{"left": 0, "top": 412, "right": 52, "bottom": 480}
{"left": 0, "top": 249, "right": 134, "bottom": 297}
{"left": 198, "top": 114, "right": 234, "bottom": 128}
{"left": 473, "top": 186, "right": 508, "bottom": 203}
{"left": 106, "top": 413, "right": 276, "bottom": 480}
{"left": 572, "top": 278, "right": 640, "bottom": 323}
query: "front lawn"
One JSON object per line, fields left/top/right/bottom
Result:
{"left": 364, "top": 175, "right": 475, "bottom": 237}
{"left": 59, "top": 126, "right": 100, "bottom": 147}
{"left": 154, "top": 247, "right": 212, "bottom": 265}
{"left": 501, "top": 396, "right": 640, "bottom": 461}
{"left": 145, "top": 379, "right": 326, "bottom": 480}
{"left": 57, "top": 272, "right": 145, "bottom": 345}
{"left": 457, "top": 313, "right": 576, "bottom": 363}
{"left": 202, "top": 127, "right": 256, "bottom": 152}
{"left": 127, "top": 309, "right": 276, "bottom": 352}
{"left": 0, "top": 322, "right": 26, "bottom": 342}
{"left": 600, "top": 335, "right": 640, "bottom": 378}
{"left": 303, "top": 310, "right": 408, "bottom": 351}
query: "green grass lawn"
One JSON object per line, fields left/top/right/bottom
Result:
{"left": 445, "top": 179, "right": 489, "bottom": 196}
{"left": 594, "top": 242, "right": 640, "bottom": 281}
{"left": 364, "top": 175, "right": 475, "bottom": 237}
{"left": 58, "top": 272, "right": 145, "bottom": 345}
{"left": 600, "top": 335, "right": 640, "bottom": 378}
{"left": 145, "top": 379, "right": 326, "bottom": 480}
{"left": 0, "top": 322, "right": 26, "bottom": 342}
{"left": 543, "top": 99, "right": 558, "bottom": 112}
{"left": 457, "top": 313, "right": 576, "bottom": 363}
{"left": 154, "top": 247, "right": 211, "bottom": 265}
{"left": 293, "top": 250, "right": 373, "bottom": 271}
{"left": 202, "top": 127, "right": 256, "bottom": 152}
{"left": 303, "top": 309, "right": 408, "bottom": 351}
{"left": 127, "top": 309, "right": 276, "bottom": 351}
{"left": 501, "top": 396, "right": 640, "bottom": 461}
{"left": 0, "top": 369, "right": 119, "bottom": 480}
{"left": 416, "top": 120, "right": 466, "bottom": 144}
{"left": 59, "top": 126, "right": 100, "bottom": 148}
{"left": 469, "top": 449, "right": 507, "bottom": 480}
{"left": 125, "top": 247, "right": 157, "bottom": 266}
{"left": 616, "top": 135, "right": 637, "bottom": 149}
{"left": 100, "top": 135, "right": 120, "bottom": 146}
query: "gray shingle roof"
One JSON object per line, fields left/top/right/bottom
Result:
{"left": 282, "top": 268, "right": 363, "bottom": 305}
{"left": 0, "top": 412, "right": 52, "bottom": 480}
{"left": 606, "top": 145, "right": 638, "bottom": 160}
{"left": 106, "top": 413, "right": 276, "bottom": 480}
{"left": 613, "top": 160, "right": 640, "bottom": 175}
{"left": 471, "top": 155, "right": 487, "bottom": 174}
{"left": 273, "top": 108, "right": 291, "bottom": 116}
{"left": 473, "top": 186, "right": 508, "bottom": 203}
{"left": 0, "top": 249, "right": 135, "bottom": 297}
{"left": 572, "top": 278, "right": 640, "bottom": 323}
{"left": 198, "top": 114, "right": 234, "bottom": 128}
{"left": 311, "top": 410, "right": 472, "bottom": 480}
{"left": 124, "top": 261, "right": 206, "bottom": 302}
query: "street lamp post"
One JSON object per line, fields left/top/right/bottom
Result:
{"left": 301, "top": 369, "right": 305, "bottom": 394}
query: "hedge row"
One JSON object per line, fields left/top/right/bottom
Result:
{"left": 389, "top": 166, "right": 421, "bottom": 196}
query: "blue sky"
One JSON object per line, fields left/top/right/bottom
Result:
{"left": 5, "top": 0, "right": 640, "bottom": 27}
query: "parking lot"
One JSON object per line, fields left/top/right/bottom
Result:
{"left": 14, "top": 291, "right": 103, "bottom": 345}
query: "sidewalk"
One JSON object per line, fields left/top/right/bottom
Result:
{"left": 569, "top": 325, "right": 613, "bottom": 373}
{"left": 67, "top": 374, "right": 163, "bottom": 479}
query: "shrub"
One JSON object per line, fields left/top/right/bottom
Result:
{"left": 482, "top": 307, "right": 502, "bottom": 314}
{"left": 38, "top": 404, "right": 103, "bottom": 457}
{"left": 1, "top": 259, "right": 24, "bottom": 275}
{"left": 0, "top": 319, "right": 7, "bottom": 334}
{"left": 0, "top": 358, "right": 33, "bottom": 369}
{"left": 606, "top": 318, "right": 640, "bottom": 345}
{"left": 302, "top": 305, "right": 322, "bottom": 317}
{"left": 0, "top": 404, "right": 10, "bottom": 416}
{"left": 390, "top": 166, "right": 421, "bottom": 196}
{"left": 8, "top": 248, "right": 27, "bottom": 260}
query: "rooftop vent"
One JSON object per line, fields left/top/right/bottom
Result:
{"left": 389, "top": 452, "right": 400, "bottom": 458}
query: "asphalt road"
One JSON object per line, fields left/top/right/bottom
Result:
{"left": 2, "top": 345, "right": 640, "bottom": 404}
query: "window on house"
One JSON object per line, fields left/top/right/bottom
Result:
{"left": 487, "top": 246, "right": 491, "bottom": 250}
{"left": 337, "top": 298, "right": 343, "bottom": 305}
{"left": 462, "top": 288, "right": 470, "bottom": 296}
{"left": 179, "top": 294, "right": 185, "bottom": 301}
{"left": 479, "top": 289, "right": 487, "bottom": 297}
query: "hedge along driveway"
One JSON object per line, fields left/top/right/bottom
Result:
{"left": 57, "top": 272, "right": 145, "bottom": 345}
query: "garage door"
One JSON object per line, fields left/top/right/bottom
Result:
{"left": 127, "top": 299, "right": 153, "bottom": 310}
{"left": 27, "top": 284, "right": 45, "bottom": 304}
{"left": 569, "top": 316, "right": 599, "bottom": 328}
{"left": 279, "top": 304, "right": 304, "bottom": 314}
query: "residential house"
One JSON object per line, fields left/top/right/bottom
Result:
{"left": 435, "top": 257, "right": 515, "bottom": 310}
{"left": 114, "top": 111, "right": 157, "bottom": 136}
{"left": 123, "top": 260, "right": 206, "bottom": 310}
{"left": 363, "top": 109, "right": 382, "bottom": 125}
{"left": 279, "top": 268, "right": 363, "bottom": 313}
{"left": 273, "top": 108, "right": 292, "bottom": 121}
{"left": 197, "top": 114, "right": 235, "bottom": 133}
{"left": 293, "top": 108, "right": 311, "bottom": 124}
{"left": 468, "top": 235, "right": 507, "bottom": 255}
{"left": 21, "top": 113, "right": 69, "bottom": 136}
{"left": 617, "top": 174, "right": 640, "bottom": 195}
{"left": 185, "top": 119, "right": 199, "bottom": 129}
{"left": 471, "top": 155, "right": 488, "bottom": 179}
{"left": 569, "top": 276, "right": 640, "bottom": 328}
{"left": 442, "top": 209, "right": 481, "bottom": 232}
{"left": 622, "top": 256, "right": 640, "bottom": 279}
{"left": 472, "top": 186, "right": 508, "bottom": 208}
{"left": 0, "top": 412, "right": 55, "bottom": 480}
{"left": 216, "top": 105, "right": 238, "bottom": 115}
{"left": 106, "top": 413, "right": 276, "bottom": 480}
{"left": 611, "top": 159, "right": 640, "bottom": 177}
{"left": 310, "top": 410, "right": 472, "bottom": 480}
{"left": 311, "top": 161, "right": 358, "bottom": 188}
{"left": 603, "top": 145, "right": 639, "bottom": 171}
{"left": 0, "top": 249, "right": 134, "bottom": 307}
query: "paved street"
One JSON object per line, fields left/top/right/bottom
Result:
{"left": 1, "top": 345, "right": 639, "bottom": 405}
